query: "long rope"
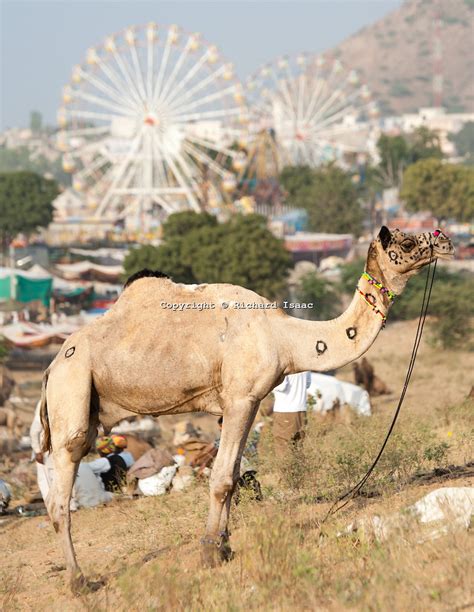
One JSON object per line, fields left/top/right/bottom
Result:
{"left": 320, "top": 247, "right": 438, "bottom": 523}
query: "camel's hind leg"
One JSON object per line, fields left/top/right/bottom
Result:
{"left": 44, "top": 363, "right": 98, "bottom": 592}
{"left": 202, "top": 396, "right": 259, "bottom": 566}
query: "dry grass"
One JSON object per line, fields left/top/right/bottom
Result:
{"left": 1, "top": 320, "right": 473, "bottom": 611}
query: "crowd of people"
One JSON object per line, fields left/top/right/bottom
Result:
{"left": 20, "top": 371, "right": 312, "bottom": 513}
{"left": 0, "top": 367, "right": 367, "bottom": 517}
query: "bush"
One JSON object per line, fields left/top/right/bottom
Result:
{"left": 295, "top": 272, "right": 341, "bottom": 320}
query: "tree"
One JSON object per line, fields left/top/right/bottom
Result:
{"left": 400, "top": 158, "right": 474, "bottom": 221}
{"left": 124, "top": 212, "right": 292, "bottom": 299}
{"left": 30, "top": 111, "right": 43, "bottom": 133}
{"left": 295, "top": 272, "right": 341, "bottom": 320}
{"left": 0, "top": 146, "right": 71, "bottom": 187}
{"left": 377, "top": 133, "right": 410, "bottom": 187}
{"left": 190, "top": 214, "right": 292, "bottom": 299}
{"left": 407, "top": 126, "right": 443, "bottom": 163}
{"left": 280, "top": 164, "right": 364, "bottom": 236}
{"left": 376, "top": 127, "right": 443, "bottom": 188}
{"left": 0, "top": 171, "right": 58, "bottom": 252}
{"left": 162, "top": 210, "right": 217, "bottom": 239}
{"left": 449, "top": 121, "right": 474, "bottom": 163}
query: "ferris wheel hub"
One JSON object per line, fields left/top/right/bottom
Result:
{"left": 144, "top": 114, "right": 159, "bottom": 127}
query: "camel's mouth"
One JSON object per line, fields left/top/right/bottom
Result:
{"left": 433, "top": 244, "right": 455, "bottom": 260}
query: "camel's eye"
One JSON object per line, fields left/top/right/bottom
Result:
{"left": 401, "top": 240, "right": 415, "bottom": 252}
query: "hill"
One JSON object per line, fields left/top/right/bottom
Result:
{"left": 331, "top": 0, "right": 474, "bottom": 115}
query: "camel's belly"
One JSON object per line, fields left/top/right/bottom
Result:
{"left": 91, "top": 345, "right": 222, "bottom": 416}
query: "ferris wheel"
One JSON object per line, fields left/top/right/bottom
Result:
{"left": 57, "top": 23, "right": 248, "bottom": 221}
{"left": 245, "top": 54, "right": 379, "bottom": 168}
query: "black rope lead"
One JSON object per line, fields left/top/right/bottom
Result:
{"left": 320, "top": 245, "right": 438, "bottom": 524}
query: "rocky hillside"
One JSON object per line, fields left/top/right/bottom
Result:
{"left": 331, "top": 0, "right": 474, "bottom": 115}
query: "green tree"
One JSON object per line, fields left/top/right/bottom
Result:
{"left": 295, "top": 272, "right": 341, "bottom": 320}
{"left": 400, "top": 158, "right": 474, "bottom": 221}
{"left": 162, "top": 210, "right": 217, "bottom": 239}
{"left": 0, "top": 171, "right": 58, "bottom": 253}
{"left": 190, "top": 214, "right": 292, "bottom": 298}
{"left": 376, "top": 128, "right": 443, "bottom": 188}
{"left": 339, "top": 257, "right": 366, "bottom": 295}
{"left": 449, "top": 121, "right": 474, "bottom": 163}
{"left": 0, "top": 146, "right": 71, "bottom": 187}
{"left": 124, "top": 212, "right": 292, "bottom": 299}
{"left": 280, "top": 164, "right": 363, "bottom": 235}
{"left": 408, "top": 126, "right": 443, "bottom": 163}
{"left": 30, "top": 110, "right": 43, "bottom": 132}
{"left": 377, "top": 133, "right": 410, "bottom": 187}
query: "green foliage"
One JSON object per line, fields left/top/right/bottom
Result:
{"left": 188, "top": 214, "right": 292, "bottom": 299}
{"left": 397, "top": 271, "right": 473, "bottom": 350}
{"left": 162, "top": 210, "right": 217, "bottom": 239}
{"left": 376, "top": 127, "right": 443, "bottom": 187}
{"left": 338, "top": 257, "right": 366, "bottom": 294}
{"left": 295, "top": 272, "right": 341, "bottom": 320}
{"left": 377, "top": 134, "right": 410, "bottom": 185}
{"left": 0, "top": 171, "right": 58, "bottom": 250}
{"left": 0, "top": 337, "right": 9, "bottom": 363}
{"left": 280, "top": 164, "right": 363, "bottom": 235}
{"left": 29, "top": 111, "right": 42, "bottom": 132}
{"left": 0, "top": 146, "right": 71, "bottom": 187}
{"left": 124, "top": 213, "right": 292, "bottom": 299}
{"left": 389, "top": 81, "right": 412, "bottom": 97}
{"left": 408, "top": 127, "right": 443, "bottom": 163}
{"left": 449, "top": 122, "right": 474, "bottom": 162}
{"left": 400, "top": 158, "right": 474, "bottom": 221}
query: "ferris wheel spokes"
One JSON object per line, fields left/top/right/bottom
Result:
{"left": 95, "top": 129, "right": 144, "bottom": 217}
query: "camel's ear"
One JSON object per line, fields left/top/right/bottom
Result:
{"left": 368, "top": 241, "right": 377, "bottom": 260}
{"left": 378, "top": 226, "right": 391, "bottom": 250}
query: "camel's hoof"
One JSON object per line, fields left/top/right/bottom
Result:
{"left": 200, "top": 535, "right": 234, "bottom": 567}
{"left": 69, "top": 572, "right": 88, "bottom": 595}
{"left": 70, "top": 573, "right": 105, "bottom": 595}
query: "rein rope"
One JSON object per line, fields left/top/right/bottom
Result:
{"left": 320, "top": 235, "right": 441, "bottom": 525}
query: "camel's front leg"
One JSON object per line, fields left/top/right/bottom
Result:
{"left": 202, "top": 397, "right": 259, "bottom": 567}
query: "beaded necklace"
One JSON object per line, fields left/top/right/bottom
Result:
{"left": 357, "top": 271, "right": 395, "bottom": 327}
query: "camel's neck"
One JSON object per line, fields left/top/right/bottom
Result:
{"left": 275, "top": 264, "right": 394, "bottom": 374}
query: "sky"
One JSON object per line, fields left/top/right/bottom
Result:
{"left": 0, "top": 0, "right": 401, "bottom": 130}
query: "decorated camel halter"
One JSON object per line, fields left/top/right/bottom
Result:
{"left": 357, "top": 271, "right": 395, "bottom": 327}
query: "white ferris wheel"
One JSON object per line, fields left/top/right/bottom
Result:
{"left": 57, "top": 23, "right": 248, "bottom": 221}
{"left": 246, "top": 54, "right": 379, "bottom": 168}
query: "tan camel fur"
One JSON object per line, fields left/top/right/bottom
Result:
{"left": 39, "top": 227, "right": 453, "bottom": 591}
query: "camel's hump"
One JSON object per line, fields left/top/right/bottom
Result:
{"left": 123, "top": 268, "right": 170, "bottom": 288}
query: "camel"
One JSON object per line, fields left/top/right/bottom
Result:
{"left": 39, "top": 226, "right": 453, "bottom": 591}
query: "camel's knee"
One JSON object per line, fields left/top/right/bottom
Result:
{"left": 49, "top": 498, "right": 71, "bottom": 533}
{"left": 211, "top": 475, "right": 235, "bottom": 502}
{"left": 65, "top": 429, "right": 92, "bottom": 462}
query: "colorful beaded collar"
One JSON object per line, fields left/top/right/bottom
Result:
{"left": 357, "top": 271, "right": 395, "bottom": 326}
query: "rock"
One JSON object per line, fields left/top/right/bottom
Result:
{"left": 345, "top": 487, "right": 474, "bottom": 542}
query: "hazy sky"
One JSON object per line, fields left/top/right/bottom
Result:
{"left": 1, "top": 0, "right": 401, "bottom": 130}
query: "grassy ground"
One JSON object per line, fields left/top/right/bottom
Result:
{"left": 1, "top": 320, "right": 473, "bottom": 611}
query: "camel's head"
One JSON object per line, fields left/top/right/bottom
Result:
{"left": 369, "top": 226, "right": 454, "bottom": 292}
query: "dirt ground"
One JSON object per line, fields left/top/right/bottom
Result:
{"left": 1, "top": 319, "right": 473, "bottom": 610}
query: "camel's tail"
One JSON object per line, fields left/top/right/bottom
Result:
{"left": 40, "top": 369, "right": 51, "bottom": 452}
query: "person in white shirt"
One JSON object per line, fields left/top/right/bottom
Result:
{"left": 272, "top": 371, "right": 311, "bottom": 455}
{"left": 30, "top": 400, "right": 58, "bottom": 505}
{"left": 30, "top": 402, "right": 115, "bottom": 508}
